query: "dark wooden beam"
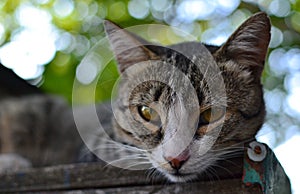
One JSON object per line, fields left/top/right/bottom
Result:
{"left": 0, "top": 157, "right": 244, "bottom": 193}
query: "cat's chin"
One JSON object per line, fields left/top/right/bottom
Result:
{"left": 164, "top": 172, "right": 198, "bottom": 183}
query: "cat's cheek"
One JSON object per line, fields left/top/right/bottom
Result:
{"left": 149, "top": 150, "right": 165, "bottom": 166}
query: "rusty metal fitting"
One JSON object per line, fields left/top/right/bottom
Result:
{"left": 247, "top": 141, "right": 267, "bottom": 162}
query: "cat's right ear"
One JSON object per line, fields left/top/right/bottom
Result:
{"left": 104, "top": 20, "right": 159, "bottom": 73}
{"left": 215, "top": 12, "right": 271, "bottom": 80}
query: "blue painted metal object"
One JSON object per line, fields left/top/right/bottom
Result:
{"left": 243, "top": 141, "right": 291, "bottom": 194}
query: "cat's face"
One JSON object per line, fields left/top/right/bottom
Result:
{"left": 104, "top": 12, "right": 270, "bottom": 182}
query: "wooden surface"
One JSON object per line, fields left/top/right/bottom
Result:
{"left": 0, "top": 157, "right": 253, "bottom": 193}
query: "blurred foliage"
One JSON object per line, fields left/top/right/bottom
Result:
{"left": 0, "top": 0, "right": 300, "bottom": 147}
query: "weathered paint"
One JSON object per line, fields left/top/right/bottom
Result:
{"left": 242, "top": 141, "right": 291, "bottom": 194}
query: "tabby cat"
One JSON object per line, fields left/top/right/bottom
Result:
{"left": 0, "top": 12, "right": 270, "bottom": 183}
{"left": 94, "top": 12, "right": 270, "bottom": 182}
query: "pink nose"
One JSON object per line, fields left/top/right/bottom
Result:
{"left": 164, "top": 149, "right": 190, "bottom": 170}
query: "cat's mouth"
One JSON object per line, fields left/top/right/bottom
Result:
{"left": 153, "top": 162, "right": 199, "bottom": 182}
{"left": 165, "top": 172, "right": 198, "bottom": 182}
{"left": 170, "top": 170, "right": 192, "bottom": 176}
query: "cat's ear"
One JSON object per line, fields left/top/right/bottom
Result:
{"left": 215, "top": 12, "right": 271, "bottom": 77}
{"left": 104, "top": 20, "right": 159, "bottom": 73}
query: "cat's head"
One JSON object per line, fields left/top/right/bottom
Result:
{"left": 104, "top": 12, "right": 270, "bottom": 182}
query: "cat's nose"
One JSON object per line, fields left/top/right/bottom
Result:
{"left": 164, "top": 149, "right": 190, "bottom": 170}
{"left": 165, "top": 157, "right": 187, "bottom": 170}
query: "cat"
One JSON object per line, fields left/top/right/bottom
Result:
{"left": 0, "top": 95, "right": 82, "bottom": 169}
{"left": 87, "top": 12, "right": 271, "bottom": 182}
{"left": 0, "top": 12, "right": 270, "bottom": 183}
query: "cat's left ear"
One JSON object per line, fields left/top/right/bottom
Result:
{"left": 104, "top": 20, "right": 159, "bottom": 73}
{"left": 215, "top": 12, "right": 271, "bottom": 78}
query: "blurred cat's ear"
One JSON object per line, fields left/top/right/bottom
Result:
{"left": 215, "top": 12, "right": 271, "bottom": 78}
{"left": 104, "top": 20, "right": 159, "bottom": 73}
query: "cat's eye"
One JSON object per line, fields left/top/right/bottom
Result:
{"left": 200, "top": 107, "right": 225, "bottom": 124}
{"left": 138, "top": 105, "right": 160, "bottom": 123}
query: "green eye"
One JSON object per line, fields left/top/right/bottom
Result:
{"left": 138, "top": 105, "right": 160, "bottom": 123}
{"left": 200, "top": 107, "right": 225, "bottom": 124}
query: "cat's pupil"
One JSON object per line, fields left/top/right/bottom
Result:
{"left": 199, "top": 107, "right": 225, "bottom": 125}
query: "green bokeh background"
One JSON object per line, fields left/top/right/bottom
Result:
{"left": 0, "top": 0, "right": 300, "bottom": 148}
